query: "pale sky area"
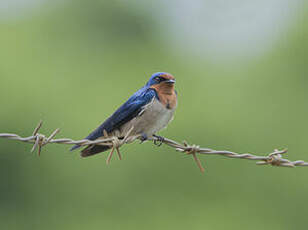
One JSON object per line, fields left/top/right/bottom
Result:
{"left": 0, "top": 0, "right": 304, "bottom": 61}
{"left": 155, "top": 0, "right": 303, "bottom": 61}
{"left": 0, "top": 0, "right": 46, "bottom": 18}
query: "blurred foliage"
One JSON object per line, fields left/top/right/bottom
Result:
{"left": 0, "top": 1, "right": 308, "bottom": 230}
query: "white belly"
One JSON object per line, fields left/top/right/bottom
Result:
{"left": 118, "top": 98, "right": 176, "bottom": 138}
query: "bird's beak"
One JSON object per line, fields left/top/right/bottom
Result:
{"left": 165, "top": 79, "right": 176, "bottom": 84}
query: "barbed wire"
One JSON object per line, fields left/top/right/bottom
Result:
{"left": 1, "top": 120, "right": 308, "bottom": 172}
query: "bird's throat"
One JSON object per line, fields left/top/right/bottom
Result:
{"left": 151, "top": 83, "right": 177, "bottom": 109}
{"left": 152, "top": 83, "right": 175, "bottom": 95}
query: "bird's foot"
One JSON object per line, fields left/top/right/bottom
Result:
{"left": 153, "top": 135, "right": 164, "bottom": 147}
{"left": 139, "top": 133, "right": 148, "bottom": 144}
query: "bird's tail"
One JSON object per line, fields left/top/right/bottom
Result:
{"left": 70, "top": 145, "right": 81, "bottom": 151}
{"left": 70, "top": 143, "right": 111, "bottom": 157}
{"left": 80, "top": 145, "right": 111, "bottom": 157}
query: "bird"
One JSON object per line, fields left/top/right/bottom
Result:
{"left": 71, "top": 72, "right": 177, "bottom": 157}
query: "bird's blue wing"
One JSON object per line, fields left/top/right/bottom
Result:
{"left": 86, "top": 87, "right": 157, "bottom": 141}
{"left": 70, "top": 88, "right": 157, "bottom": 151}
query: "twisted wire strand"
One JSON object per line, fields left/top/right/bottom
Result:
{"left": 1, "top": 121, "right": 308, "bottom": 172}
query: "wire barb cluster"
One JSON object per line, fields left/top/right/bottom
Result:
{"left": 158, "top": 137, "right": 308, "bottom": 171}
{"left": 1, "top": 121, "right": 308, "bottom": 172}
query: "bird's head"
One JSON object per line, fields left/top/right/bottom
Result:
{"left": 146, "top": 72, "right": 176, "bottom": 88}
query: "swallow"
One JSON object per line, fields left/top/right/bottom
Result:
{"left": 71, "top": 72, "right": 177, "bottom": 157}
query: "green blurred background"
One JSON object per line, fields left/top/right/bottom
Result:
{"left": 1, "top": 1, "right": 308, "bottom": 229}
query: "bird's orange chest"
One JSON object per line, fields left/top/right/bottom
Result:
{"left": 150, "top": 85, "right": 177, "bottom": 110}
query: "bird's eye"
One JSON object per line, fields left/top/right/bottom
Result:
{"left": 155, "top": 77, "right": 160, "bottom": 82}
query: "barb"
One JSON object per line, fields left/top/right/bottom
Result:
{"left": 1, "top": 121, "right": 308, "bottom": 172}
{"left": 156, "top": 137, "right": 308, "bottom": 171}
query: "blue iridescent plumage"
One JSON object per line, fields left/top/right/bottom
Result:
{"left": 84, "top": 87, "right": 158, "bottom": 141}
{"left": 71, "top": 72, "right": 177, "bottom": 157}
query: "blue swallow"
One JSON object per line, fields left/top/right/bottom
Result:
{"left": 71, "top": 72, "right": 177, "bottom": 157}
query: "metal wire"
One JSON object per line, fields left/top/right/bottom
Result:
{"left": 1, "top": 120, "right": 307, "bottom": 172}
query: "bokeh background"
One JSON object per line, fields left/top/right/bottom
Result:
{"left": 1, "top": 0, "right": 308, "bottom": 229}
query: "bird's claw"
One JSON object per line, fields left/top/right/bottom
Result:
{"left": 153, "top": 135, "right": 164, "bottom": 147}
{"left": 139, "top": 133, "right": 148, "bottom": 144}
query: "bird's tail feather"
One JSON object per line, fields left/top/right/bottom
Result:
{"left": 81, "top": 145, "right": 111, "bottom": 157}
{"left": 70, "top": 144, "right": 81, "bottom": 151}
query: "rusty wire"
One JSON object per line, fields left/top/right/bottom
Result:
{"left": 0, "top": 120, "right": 308, "bottom": 172}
